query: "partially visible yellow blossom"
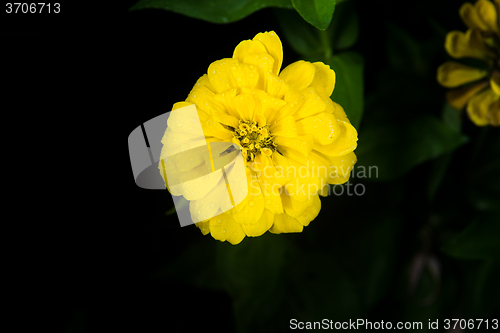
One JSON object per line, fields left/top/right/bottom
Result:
{"left": 159, "top": 31, "right": 358, "bottom": 244}
{"left": 437, "top": 0, "right": 500, "bottom": 126}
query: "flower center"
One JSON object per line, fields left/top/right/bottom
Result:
{"left": 233, "top": 119, "right": 277, "bottom": 162}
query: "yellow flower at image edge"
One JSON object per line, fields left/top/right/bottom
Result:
{"left": 159, "top": 31, "right": 358, "bottom": 244}
{"left": 437, "top": 0, "right": 500, "bottom": 126}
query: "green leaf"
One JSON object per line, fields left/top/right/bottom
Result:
{"left": 275, "top": 1, "right": 358, "bottom": 60}
{"left": 441, "top": 102, "right": 462, "bottom": 134}
{"left": 327, "top": 52, "right": 364, "bottom": 129}
{"left": 355, "top": 115, "right": 468, "bottom": 181}
{"left": 426, "top": 153, "right": 453, "bottom": 202}
{"left": 442, "top": 213, "right": 500, "bottom": 261}
{"left": 385, "top": 22, "right": 429, "bottom": 77}
{"left": 291, "top": 0, "right": 336, "bottom": 30}
{"left": 426, "top": 102, "right": 463, "bottom": 201}
{"left": 329, "top": 1, "right": 359, "bottom": 50}
{"left": 274, "top": 8, "right": 323, "bottom": 59}
{"left": 130, "top": 0, "right": 293, "bottom": 23}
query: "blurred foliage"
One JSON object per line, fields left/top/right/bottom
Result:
{"left": 275, "top": 1, "right": 364, "bottom": 128}
{"left": 355, "top": 113, "right": 468, "bottom": 181}
{"left": 290, "top": 0, "right": 336, "bottom": 30}
{"left": 129, "top": 0, "right": 294, "bottom": 24}
{"left": 130, "top": 0, "right": 500, "bottom": 331}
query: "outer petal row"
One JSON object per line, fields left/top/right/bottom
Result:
{"left": 460, "top": 0, "right": 500, "bottom": 35}
{"left": 444, "top": 29, "right": 494, "bottom": 60}
{"left": 437, "top": 61, "right": 488, "bottom": 88}
{"left": 467, "top": 88, "right": 500, "bottom": 125}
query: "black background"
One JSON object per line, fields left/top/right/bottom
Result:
{"left": 3, "top": 1, "right": 498, "bottom": 332}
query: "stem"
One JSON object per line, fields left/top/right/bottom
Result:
{"left": 319, "top": 29, "right": 333, "bottom": 61}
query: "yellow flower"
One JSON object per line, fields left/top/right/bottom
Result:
{"left": 437, "top": 0, "right": 500, "bottom": 126}
{"left": 159, "top": 31, "right": 358, "bottom": 244}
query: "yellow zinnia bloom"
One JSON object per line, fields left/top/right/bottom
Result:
{"left": 437, "top": 0, "right": 500, "bottom": 126}
{"left": 159, "top": 31, "right": 358, "bottom": 244}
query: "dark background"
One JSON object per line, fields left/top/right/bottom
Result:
{"left": 3, "top": 0, "right": 498, "bottom": 332}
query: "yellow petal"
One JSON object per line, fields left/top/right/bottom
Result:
{"left": 185, "top": 88, "right": 235, "bottom": 139}
{"left": 213, "top": 88, "right": 240, "bottom": 119}
{"left": 194, "top": 220, "right": 210, "bottom": 235}
{"left": 490, "top": 71, "right": 500, "bottom": 95}
{"left": 207, "top": 58, "right": 260, "bottom": 93}
{"left": 172, "top": 101, "right": 193, "bottom": 110}
{"left": 189, "top": 180, "right": 230, "bottom": 222}
{"left": 253, "top": 31, "right": 283, "bottom": 76}
{"left": 310, "top": 62, "right": 336, "bottom": 97}
{"left": 460, "top": 2, "right": 489, "bottom": 31}
{"left": 312, "top": 120, "right": 358, "bottom": 156}
{"left": 446, "top": 81, "right": 489, "bottom": 109}
{"left": 232, "top": 172, "right": 265, "bottom": 225}
{"left": 247, "top": 55, "right": 274, "bottom": 89}
{"left": 295, "top": 112, "right": 339, "bottom": 145}
{"left": 270, "top": 90, "right": 304, "bottom": 124}
{"left": 226, "top": 220, "right": 247, "bottom": 244}
{"left": 444, "top": 29, "right": 494, "bottom": 60}
{"left": 278, "top": 150, "right": 331, "bottom": 187}
{"left": 437, "top": 61, "right": 487, "bottom": 88}
{"left": 476, "top": 0, "right": 500, "bottom": 34}
{"left": 263, "top": 71, "right": 289, "bottom": 100}
{"left": 269, "top": 213, "right": 303, "bottom": 234}
{"left": 293, "top": 87, "right": 327, "bottom": 120}
{"left": 168, "top": 160, "right": 222, "bottom": 200}
{"left": 308, "top": 151, "right": 332, "bottom": 185}
{"left": 270, "top": 115, "right": 297, "bottom": 137}
{"left": 233, "top": 39, "right": 268, "bottom": 63}
{"left": 323, "top": 151, "right": 357, "bottom": 185}
{"left": 495, "top": 0, "right": 500, "bottom": 27}
{"left": 233, "top": 39, "right": 275, "bottom": 89}
{"left": 186, "top": 85, "right": 220, "bottom": 116}
{"left": 281, "top": 191, "right": 314, "bottom": 218}
{"left": 467, "top": 88, "right": 498, "bottom": 125}
{"left": 488, "top": 97, "right": 500, "bottom": 126}
{"left": 488, "top": 97, "right": 500, "bottom": 125}
{"left": 251, "top": 89, "right": 287, "bottom": 123}
{"left": 330, "top": 100, "right": 349, "bottom": 122}
{"left": 208, "top": 58, "right": 239, "bottom": 93}
{"left": 272, "top": 152, "right": 319, "bottom": 202}
{"left": 256, "top": 167, "right": 284, "bottom": 215}
{"left": 295, "top": 194, "right": 321, "bottom": 227}
{"left": 319, "top": 184, "right": 329, "bottom": 197}
{"left": 209, "top": 213, "right": 246, "bottom": 244}
{"left": 191, "top": 74, "right": 216, "bottom": 93}
{"left": 241, "top": 209, "right": 274, "bottom": 237}
{"left": 160, "top": 131, "right": 200, "bottom": 166}
{"left": 274, "top": 135, "right": 313, "bottom": 157}
{"left": 254, "top": 152, "right": 281, "bottom": 179}
{"left": 232, "top": 92, "right": 256, "bottom": 121}
{"left": 279, "top": 60, "right": 316, "bottom": 91}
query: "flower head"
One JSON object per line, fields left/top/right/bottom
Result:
{"left": 159, "top": 31, "right": 358, "bottom": 244}
{"left": 437, "top": 0, "right": 500, "bottom": 126}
